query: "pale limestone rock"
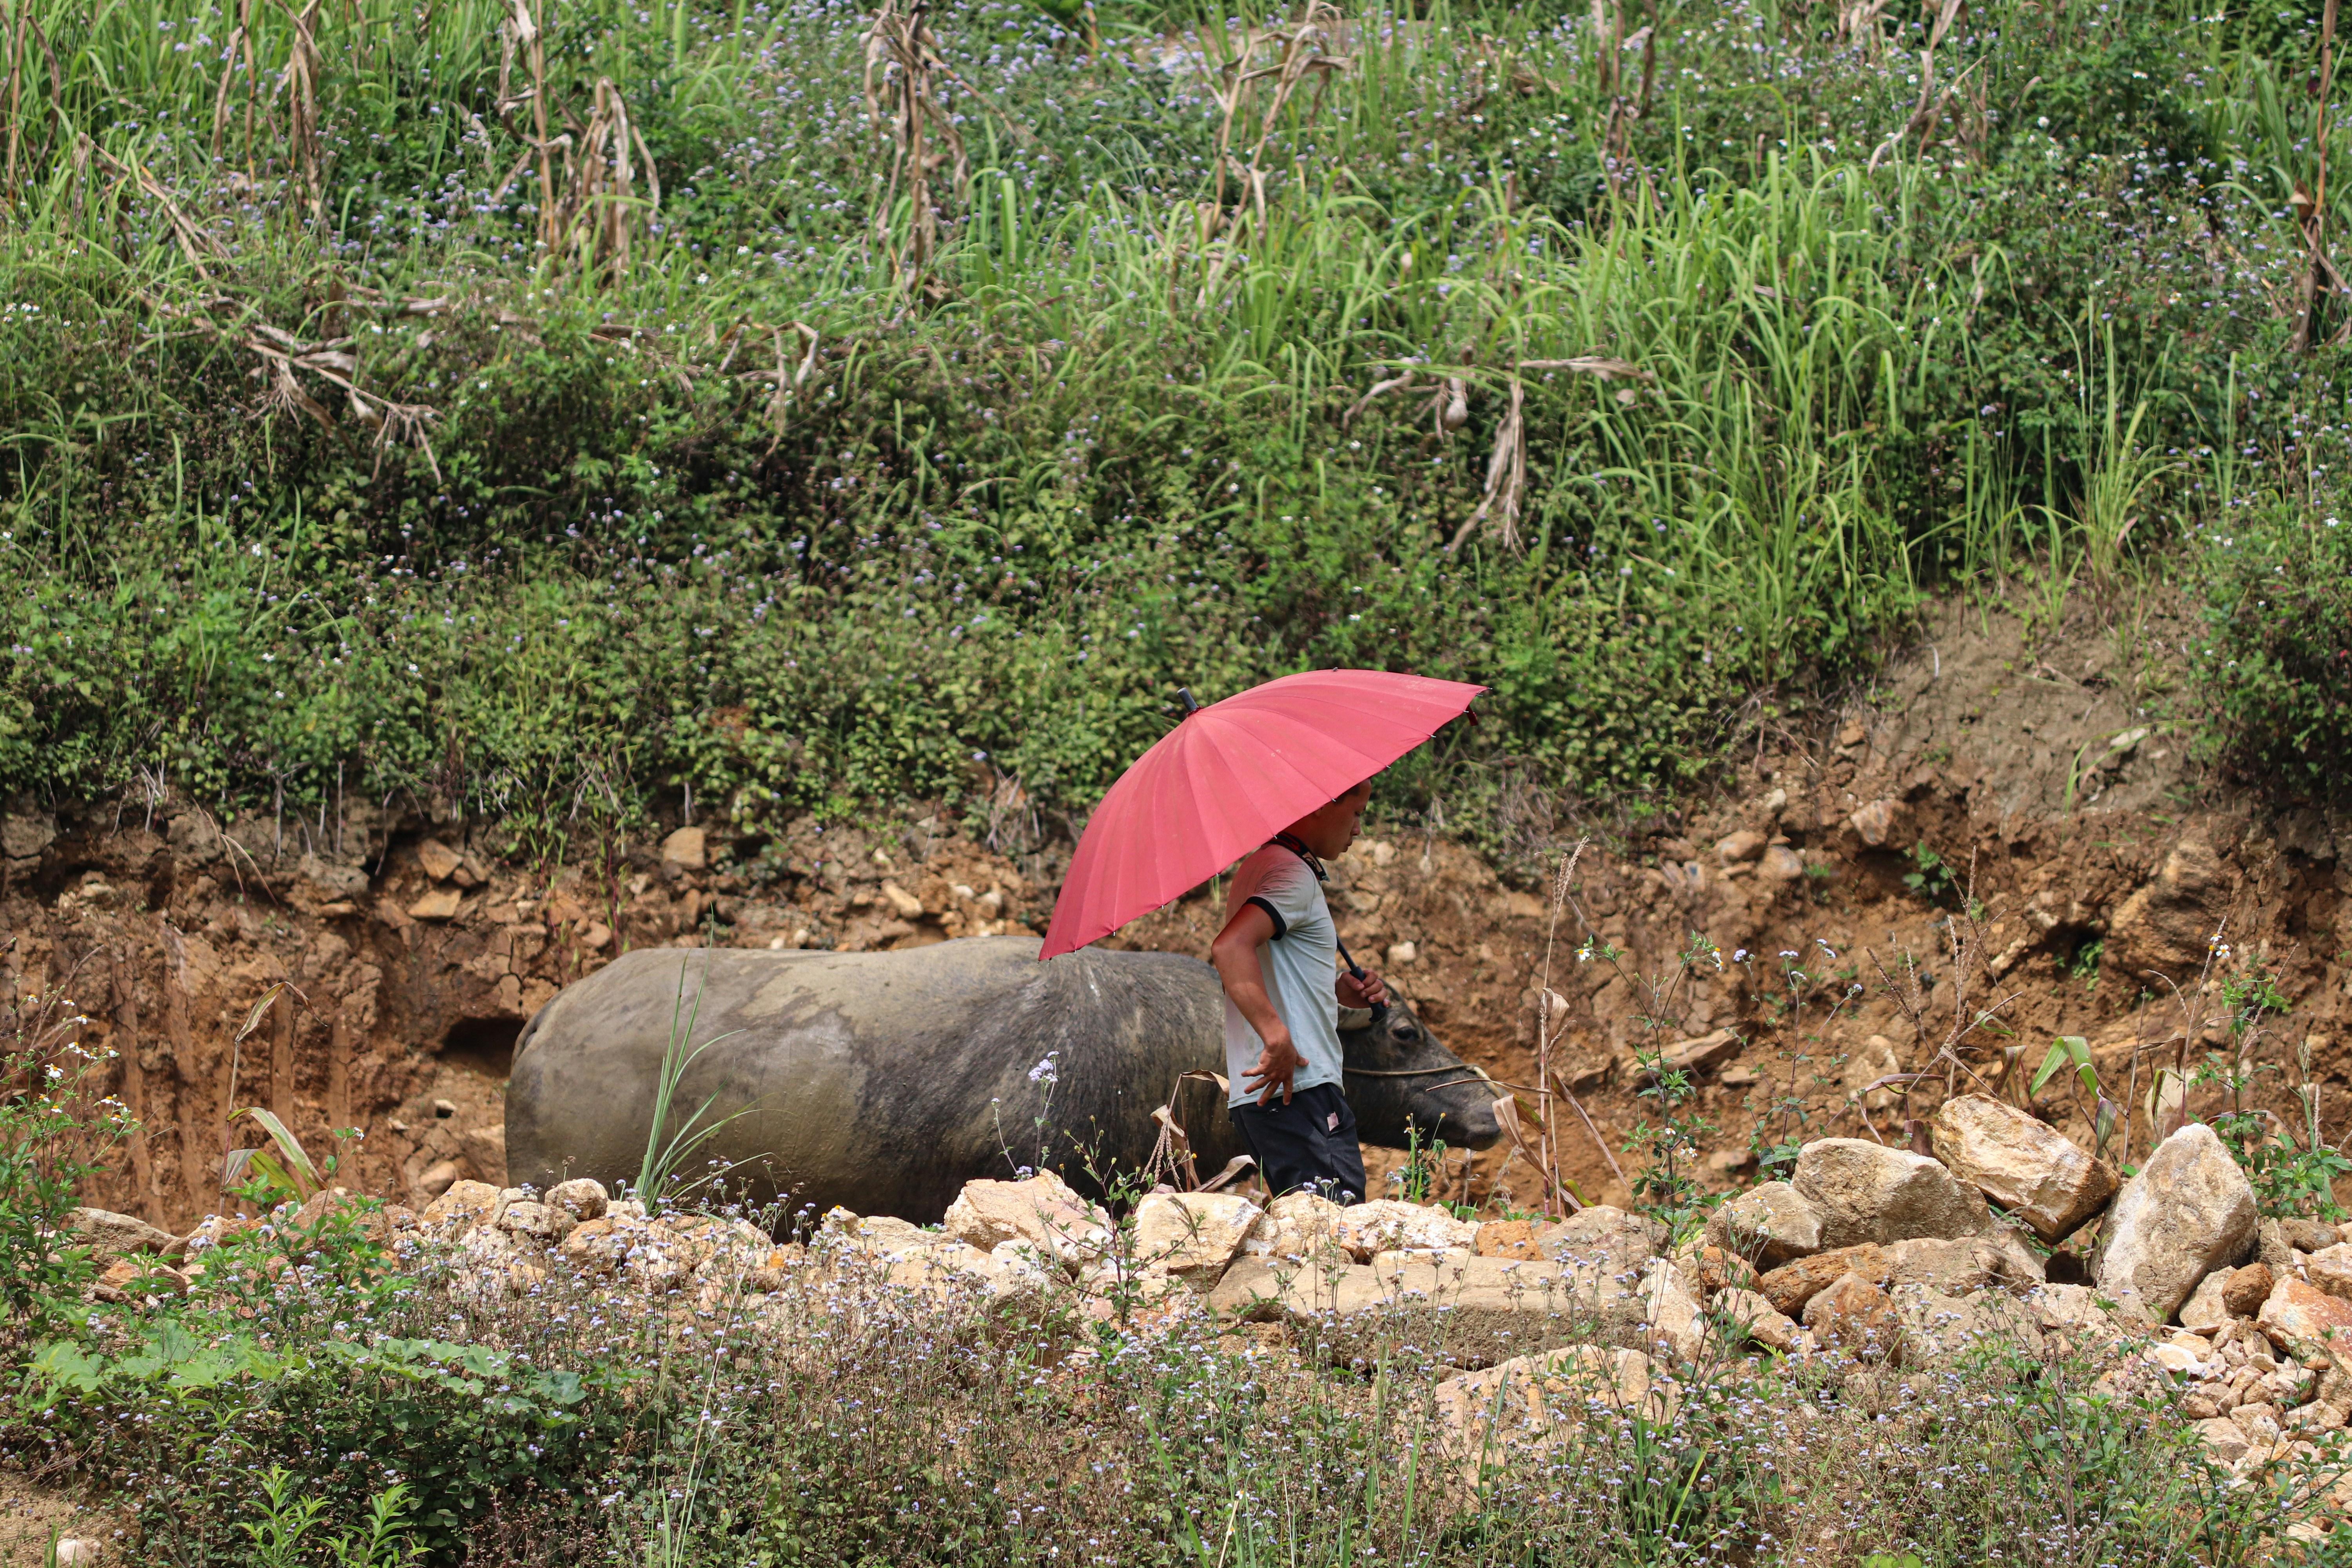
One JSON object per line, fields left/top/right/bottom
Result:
{"left": 660, "top": 826, "right": 707, "bottom": 869}
{"left": 496, "top": 1200, "right": 576, "bottom": 1245}
{"left": 880, "top": 880, "right": 924, "bottom": 918}
{"left": 1703, "top": 1181, "right": 1824, "bottom": 1271}
{"left": 1208, "top": 1253, "right": 1591, "bottom": 1328}
{"left": 1847, "top": 798, "right": 1905, "bottom": 849}
{"left": 1716, "top": 1287, "right": 1801, "bottom": 1352}
{"left": 2091, "top": 1122, "right": 2258, "bottom": 1323}
{"left": 1802, "top": 1271, "right": 1902, "bottom": 1359}
{"left": 1131, "top": 1192, "right": 1261, "bottom": 1286}
{"left": 69, "top": 1206, "right": 177, "bottom": 1261}
{"left": 546, "top": 1178, "right": 609, "bottom": 1223}
{"left": 1532, "top": 1204, "right": 1668, "bottom": 1280}
{"left": 1242, "top": 1191, "right": 1347, "bottom": 1264}
{"left": 1886, "top": 1230, "right": 2044, "bottom": 1297}
{"left": 1638, "top": 1258, "right": 1706, "bottom": 1364}
{"left": 1891, "top": 1282, "right": 2044, "bottom": 1367}
{"left": 407, "top": 886, "right": 463, "bottom": 921}
{"left": 1434, "top": 1345, "right": 1670, "bottom": 1484}
{"left": 2196, "top": 1416, "right": 2251, "bottom": 1466}
{"left": 420, "top": 1179, "right": 502, "bottom": 1233}
{"left": 416, "top": 838, "right": 463, "bottom": 881}
{"left": 2181, "top": 1270, "right": 2234, "bottom": 1332}
{"left": 942, "top": 1171, "right": 1111, "bottom": 1266}
{"left": 1794, "top": 1138, "right": 1989, "bottom": 1249}
{"left": 1757, "top": 845, "right": 1807, "bottom": 883}
{"left": 1630, "top": 1027, "right": 1743, "bottom": 1080}
{"left": 1842, "top": 1034, "right": 1904, "bottom": 1113}
{"left": 1327, "top": 1199, "right": 1477, "bottom": 1261}
{"left": 1929, "top": 1093, "right": 2119, "bottom": 1242}
{"left": 417, "top": 1160, "right": 462, "bottom": 1200}
{"left": 2306, "top": 1243, "right": 2352, "bottom": 1301}
{"left": 2258, "top": 1278, "right": 2352, "bottom": 1357}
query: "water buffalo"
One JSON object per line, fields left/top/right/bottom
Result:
{"left": 505, "top": 935, "right": 1501, "bottom": 1221}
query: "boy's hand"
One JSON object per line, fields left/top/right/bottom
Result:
{"left": 1337, "top": 968, "right": 1387, "bottom": 1009}
{"left": 1243, "top": 1028, "right": 1307, "bottom": 1107}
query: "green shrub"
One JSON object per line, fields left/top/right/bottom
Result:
{"left": 22, "top": 1320, "right": 643, "bottom": 1561}
{"left": 2194, "top": 494, "right": 2352, "bottom": 803}
{"left": 0, "top": 983, "right": 126, "bottom": 1333}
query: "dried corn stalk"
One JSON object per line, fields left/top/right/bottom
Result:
{"left": 244, "top": 322, "right": 441, "bottom": 481}
{"left": 864, "top": 0, "right": 967, "bottom": 298}
{"left": 1452, "top": 378, "right": 1526, "bottom": 550}
{"left": 557, "top": 77, "right": 659, "bottom": 276}
{"left": 280, "top": 0, "right": 324, "bottom": 223}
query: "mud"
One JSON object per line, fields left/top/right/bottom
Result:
{"left": 7, "top": 606, "right": 2350, "bottom": 1229}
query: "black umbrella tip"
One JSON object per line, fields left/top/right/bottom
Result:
{"left": 1175, "top": 688, "right": 1201, "bottom": 717}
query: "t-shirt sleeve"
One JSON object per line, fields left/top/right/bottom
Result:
{"left": 1245, "top": 854, "right": 1322, "bottom": 941}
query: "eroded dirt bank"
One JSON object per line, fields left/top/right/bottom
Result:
{"left": 8, "top": 609, "right": 2350, "bottom": 1229}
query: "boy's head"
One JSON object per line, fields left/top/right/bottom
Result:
{"left": 1285, "top": 779, "right": 1374, "bottom": 860}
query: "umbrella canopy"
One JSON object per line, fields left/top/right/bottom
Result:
{"left": 1037, "top": 670, "right": 1486, "bottom": 959}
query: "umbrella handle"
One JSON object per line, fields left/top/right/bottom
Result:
{"left": 1335, "top": 940, "right": 1388, "bottom": 1023}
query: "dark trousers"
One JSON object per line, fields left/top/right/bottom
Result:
{"left": 1229, "top": 1083, "right": 1367, "bottom": 1205}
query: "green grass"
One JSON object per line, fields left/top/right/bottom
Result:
{"left": 0, "top": 0, "right": 2344, "bottom": 845}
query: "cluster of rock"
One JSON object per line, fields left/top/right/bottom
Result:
{"left": 65, "top": 1090, "right": 2352, "bottom": 1489}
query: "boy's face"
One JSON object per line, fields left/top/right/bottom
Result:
{"left": 1287, "top": 781, "right": 1373, "bottom": 859}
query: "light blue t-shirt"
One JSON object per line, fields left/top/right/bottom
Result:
{"left": 1221, "top": 845, "right": 1341, "bottom": 1107}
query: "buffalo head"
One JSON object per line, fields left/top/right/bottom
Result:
{"left": 1340, "top": 1000, "right": 1502, "bottom": 1152}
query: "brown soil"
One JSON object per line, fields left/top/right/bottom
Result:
{"left": 8, "top": 603, "right": 2350, "bottom": 1229}
{"left": 0, "top": 1470, "right": 125, "bottom": 1566}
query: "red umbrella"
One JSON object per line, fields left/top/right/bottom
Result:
{"left": 1038, "top": 670, "right": 1486, "bottom": 959}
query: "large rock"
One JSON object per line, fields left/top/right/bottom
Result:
{"left": 1434, "top": 1345, "right": 1670, "bottom": 1483}
{"left": 1702, "top": 1181, "right": 1824, "bottom": 1271}
{"left": 1328, "top": 1200, "right": 1477, "bottom": 1261}
{"left": 942, "top": 1171, "right": 1111, "bottom": 1266}
{"left": 1929, "top": 1094, "right": 2119, "bottom": 1242}
{"left": 1242, "top": 1192, "right": 1347, "bottom": 1265}
{"left": 2179, "top": 1271, "right": 2233, "bottom": 1332}
{"left": 1793, "top": 1138, "right": 1989, "bottom": 1249}
{"left": 1759, "top": 1243, "right": 1892, "bottom": 1317}
{"left": 2257, "top": 1278, "right": 2352, "bottom": 1358}
{"left": 1715, "top": 1287, "right": 1801, "bottom": 1352}
{"left": 2307, "top": 1244, "right": 2352, "bottom": 1302}
{"left": 1131, "top": 1192, "right": 1261, "bottom": 1286}
{"left": 1528, "top": 1205, "right": 1666, "bottom": 1279}
{"left": 69, "top": 1207, "right": 178, "bottom": 1262}
{"left": 1637, "top": 1259, "right": 1706, "bottom": 1364}
{"left": 1802, "top": 1272, "right": 1901, "bottom": 1359}
{"left": 420, "top": 1179, "right": 503, "bottom": 1233}
{"left": 2106, "top": 839, "right": 2229, "bottom": 982}
{"left": 2091, "top": 1123, "right": 2257, "bottom": 1323}
{"left": 546, "top": 1178, "right": 609, "bottom": 1223}
{"left": 1890, "top": 1282, "right": 2043, "bottom": 1367}
{"left": 1209, "top": 1252, "right": 1583, "bottom": 1325}
{"left": 1886, "top": 1231, "right": 2045, "bottom": 1297}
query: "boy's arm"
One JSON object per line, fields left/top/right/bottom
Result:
{"left": 1211, "top": 902, "right": 1303, "bottom": 1107}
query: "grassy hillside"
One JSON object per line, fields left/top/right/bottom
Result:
{"left": 4, "top": 0, "right": 2349, "bottom": 851}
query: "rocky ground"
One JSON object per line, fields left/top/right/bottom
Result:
{"left": 52, "top": 1089, "right": 2352, "bottom": 1537}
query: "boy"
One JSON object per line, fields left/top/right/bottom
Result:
{"left": 1209, "top": 779, "right": 1387, "bottom": 1203}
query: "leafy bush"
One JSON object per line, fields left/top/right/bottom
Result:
{"left": 0, "top": 981, "right": 126, "bottom": 1332}
{"left": 21, "top": 1317, "right": 643, "bottom": 1561}
{"left": 2195, "top": 492, "right": 2352, "bottom": 804}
